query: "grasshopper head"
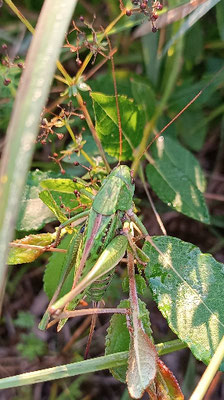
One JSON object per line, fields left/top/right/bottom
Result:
{"left": 93, "top": 165, "right": 135, "bottom": 215}
{"left": 110, "top": 165, "right": 134, "bottom": 185}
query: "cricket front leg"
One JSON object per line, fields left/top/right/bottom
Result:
{"left": 39, "top": 231, "right": 84, "bottom": 330}
{"left": 49, "top": 235, "right": 128, "bottom": 315}
{"left": 126, "top": 208, "right": 148, "bottom": 236}
{"left": 122, "top": 219, "right": 149, "bottom": 266}
{"left": 50, "top": 210, "right": 89, "bottom": 248}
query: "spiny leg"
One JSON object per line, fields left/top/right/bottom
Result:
{"left": 52, "top": 210, "right": 89, "bottom": 247}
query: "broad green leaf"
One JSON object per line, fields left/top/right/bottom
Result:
{"left": 144, "top": 236, "right": 224, "bottom": 370}
{"left": 130, "top": 78, "right": 156, "bottom": 121}
{"left": 90, "top": 70, "right": 154, "bottom": 100}
{"left": 39, "top": 190, "right": 68, "bottom": 223}
{"left": 146, "top": 136, "right": 209, "bottom": 223}
{"left": 43, "top": 234, "right": 75, "bottom": 300}
{"left": 127, "top": 326, "right": 157, "bottom": 399}
{"left": 105, "top": 299, "right": 153, "bottom": 383}
{"left": 91, "top": 92, "right": 145, "bottom": 161}
{"left": 90, "top": 70, "right": 134, "bottom": 97}
{"left": 16, "top": 170, "right": 56, "bottom": 231}
{"left": 122, "top": 275, "right": 147, "bottom": 295}
{"left": 40, "top": 178, "right": 93, "bottom": 221}
{"left": 8, "top": 233, "right": 54, "bottom": 265}
{"left": 175, "top": 109, "right": 207, "bottom": 151}
{"left": 41, "top": 178, "right": 93, "bottom": 196}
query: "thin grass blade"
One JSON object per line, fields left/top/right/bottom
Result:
{"left": 0, "top": 0, "right": 78, "bottom": 308}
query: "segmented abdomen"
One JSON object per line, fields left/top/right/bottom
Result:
{"left": 86, "top": 270, "right": 115, "bottom": 302}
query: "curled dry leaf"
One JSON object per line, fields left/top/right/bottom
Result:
{"left": 154, "top": 359, "right": 184, "bottom": 399}
{"left": 8, "top": 233, "right": 54, "bottom": 265}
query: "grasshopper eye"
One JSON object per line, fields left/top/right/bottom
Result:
{"left": 80, "top": 224, "right": 85, "bottom": 233}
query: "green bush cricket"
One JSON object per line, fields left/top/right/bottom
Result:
{"left": 39, "top": 57, "right": 223, "bottom": 337}
{"left": 40, "top": 165, "right": 149, "bottom": 327}
{"left": 46, "top": 161, "right": 150, "bottom": 331}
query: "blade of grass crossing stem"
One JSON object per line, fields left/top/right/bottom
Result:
{"left": 0, "top": 340, "right": 186, "bottom": 389}
{"left": 0, "top": 0, "right": 78, "bottom": 311}
{"left": 189, "top": 335, "right": 224, "bottom": 400}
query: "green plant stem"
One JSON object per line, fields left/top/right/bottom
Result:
{"left": 4, "top": 0, "right": 73, "bottom": 85}
{"left": 5, "top": 0, "right": 124, "bottom": 173}
{"left": 156, "top": 339, "right": 187, "bottom": 355}
{"left": 74, "top": 10, "right": 126, "bottom": 84}
{"left": 0, "top": 340, "right": 186, "bottom": 389}
{"left": 64, "top": 120, "right": 95, "bottom": 167}
{"left": 189, "top": 335, "right": 224, "bottom": 400}
{"left": 77, "top": 92, "right": 111, "bottom": 172}
{"left": 131, "top": 35, "right": 184, "bottom": 175}
{"left": 4, "top": 0, "right": 35, "bottom": 33}
{"left": 0, "top": 0, "right": 78, "bottom": 311}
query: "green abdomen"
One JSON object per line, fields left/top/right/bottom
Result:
{"left": 86, "top": 270, "right": 115, "bottom": 302}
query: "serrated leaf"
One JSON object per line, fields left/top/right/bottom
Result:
{"left": 91, "top": 92, "right": 144, "bottom": 161}
{"left": 16, "top": 170, "right": 57, "bottom": 231}
{"left": 105, "top": 299, "right": 153, "bottom": 383}
{"left": 154, "top": 359, "right": 184, "bottom": 400}
{"left": 127, "top": 326, "right": 157, "bottom": 399}
{"left": 40, "top": 178, "right": 92, "bottom": 221}
{"left": 122, "top": 275, "right": 147, "bottom": 295}
{"left": 144, "top": 236, "right": 224, "bottom": 370}
{"left": 8, "top": 233, "right": 54, "bottom": 265}
{"left": 41, "top": 178, "right": 93, "bottom": 196}
{"left": 39, "top": 190, "right": 68, "bottom": 223}
{"left": 89, "top": 70, "right": 155, "bottom": 103}
{"left": 146, "top": 136, "right": 209, "bottom": 223}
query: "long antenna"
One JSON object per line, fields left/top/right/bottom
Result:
{"left": 137, "top": 65, "right": 224, "bottom": 163}
{"left": 107, "top": 35, "right": 123, "bottom": 163}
